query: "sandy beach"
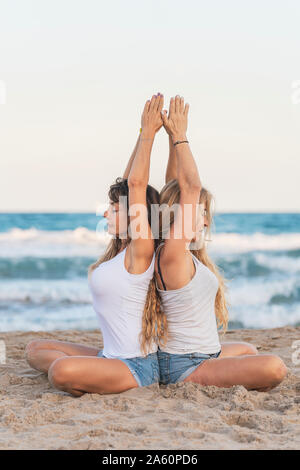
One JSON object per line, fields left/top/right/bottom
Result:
{"left": 0, "top": 326, "right": 299, "bottom": 450}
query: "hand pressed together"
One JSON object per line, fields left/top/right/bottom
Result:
{"left": 161, "top": 95, "right": 189, "bottom": 141}
{"left": 141, "top": 93, "right": 164, "bottom": 136}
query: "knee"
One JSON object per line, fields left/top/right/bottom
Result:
{"left": 48, "top": 358, "right": 73, "bottom": 389}
{"left": 24, "top": 340, "right": 44, "bottom": 365}
{"left": 265, "top": 355, "right": 287, "bottom": 387}
{"left": 243, "top": 342, "right": 258, "bottom": 355}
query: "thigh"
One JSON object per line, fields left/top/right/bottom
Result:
{"left": 28, "top": 339, "right": 100, "bottom": 357}
{"left": 48, "top": 356, "right": 139, "bottom": 394}
{"left": 219, "top": 341, "right": 258, "bottom": 358}
{"left": 183, "top": 354, "right": 281, "bottom": 390}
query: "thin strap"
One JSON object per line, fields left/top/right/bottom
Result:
{"left": 157, "top": 244, "right": 167, "bottom": 291}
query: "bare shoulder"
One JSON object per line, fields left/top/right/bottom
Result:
{"left": 159, "top": 240, "right": 187, "bottom": 266}
{"left": 155, "top": 244, "right": 195, "bottom": 290}
{"left": 125, "top": 243, "right": 154, "bottom": 275}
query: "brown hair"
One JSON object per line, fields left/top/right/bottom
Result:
{"left": 88, "top": 177, "right": 168, "bottom": 356}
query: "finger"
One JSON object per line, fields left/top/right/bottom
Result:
{"left": 170, "top": 97, "right": 175, "bottom": 115}
{"left": 160, "top": 109, "right": 168, "bottom": 124}
{"left": 155, "top": 92, "right": 163, "bottom": 111}
{"left": 149, "top": 94, "right": 157, "bottom": 110}
{"left": 184, "top": 102, "right": 190, "bottom": 116}
{"left": 157, "top": 93, "right": 164, "bottom": 112}
{"left": 154, "top": 93, "right": 160, "bottom": 111}
{"left": 175, "top": 95, "right": 180, "bottom": 113}
{"left": 180, "top": 96, "right": 184, "bottom": 113}
{"left": 143, "top": 100, "right": 150, "bottom": 114}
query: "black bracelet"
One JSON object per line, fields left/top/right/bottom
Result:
{"left": 173, "top": 140, "right": 189, "bottom": 146}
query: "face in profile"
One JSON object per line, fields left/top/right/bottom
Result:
{"left": 103, "top": 200, "right": 128, "bottom": 237}
{"left": 190, "top": 202, "right": 208, "bottom": 246}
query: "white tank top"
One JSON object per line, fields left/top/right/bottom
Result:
{"left": 155, "top": 243, "right": 221, "bottom": 354}
{"left": 88, "top": 246, "right": 157, "bottom": 358}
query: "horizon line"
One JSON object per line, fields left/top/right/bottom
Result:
{"left": 0, "top": 209, "right": 299, "bottom": 214}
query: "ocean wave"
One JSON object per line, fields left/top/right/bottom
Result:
{"left": 209, "top": 232, "right": 300, "bottom": 254}
{"left": 0, "top": 228, "right": 299, "bottom": 258}
{"left": 221, "top": 272, "right": 300, "bottom": 328}
{"left": 0, "top": 227, "right": 110, "bottom": 258}
{"left": 2, "top": 275, "right": 298, "bottom": 308}
{"left": 217, "top": 252, "right": 300, "bottom": 278}
{"left": 1, "top": 251, "right": 299, "bottom": 281}
{"left": 0, "top": 279, "right": 92, "bottom": 305}
{"left": 227, "top": 303, "right": 300, "bottom": 329}
{"left": 0, "top": 275, "right": 299, "bottom": 330}
{"left": 0, "top": 305, "right": 99, "bottom": 333}
{"left": 252, "top": 253, "right": 300, "bottom": 274}
{"left": 228, "top": 276, "right": 300, "bottom": 307}
{"left": 0, "top": 257, "right": 93, "bottom": 279}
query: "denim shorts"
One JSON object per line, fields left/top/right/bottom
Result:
{"left": 157, "top": 348, "right": 222, "bottom": 385}
{"left": 97, "top": 349, "right": 159, "bottom": 387}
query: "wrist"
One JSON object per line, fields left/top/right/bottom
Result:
{"left": 140, "top": 128, "right": 155, "bottom": 140}
{"left": 171, "top": 134, "right": 187, "bottom": 143}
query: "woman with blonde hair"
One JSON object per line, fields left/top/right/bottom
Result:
{"left": 153, "top": 95, "right": 287, "bottom": 391}
{"left": 25, "top": 93, "right": 165, "bottom": 396}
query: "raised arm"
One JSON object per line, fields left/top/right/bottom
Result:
{"left": 160, "top": 96, "right": 202, "bottom": 261}
{"left": 123, "top": 132, "right": 141, "bottom": 179}
{"left": 127, "top": 93, "right": 164, "bottom": 264}
{"left": 162, "top": 104, "right": 180, "bottom": 184}
{"left": 123, "top": 91, "right": 161, "bottom": 179}
{"left": 165, "top": 134, "right": 178, "bottom": 183}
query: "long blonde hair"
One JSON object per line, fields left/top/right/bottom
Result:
{"left": 157, "top": 179, "right": 229, "bottom": 336}
{"left": 88, "top": 177, "right": 167, "bottom": 356}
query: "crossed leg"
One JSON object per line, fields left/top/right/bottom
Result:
{"left": 25, "top": 339, "right": 101, "bottom": 373}
{"left": 48, "top": 356, "right": 139, "bottom": 397}
{"left": 183, "top": 353, "right": 287, "bottom": 391}
{"left": 219, "top": 341, "right": 258, "bottom": 358}
{"left": 24, "top": 339, "right": 139, "bottom": 396}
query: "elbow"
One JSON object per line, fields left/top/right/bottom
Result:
{"left": 127, "top": 177, "right": 147, "bottom": 188}
{"left": 192, "top": 181, "right": 202, "bottom": 192}
{"left": 178, "top": 179, "right": 202, "bottom": 194}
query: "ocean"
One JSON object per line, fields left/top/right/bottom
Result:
{"left": 0, "top": 212, "right": 299, "bottom": 332}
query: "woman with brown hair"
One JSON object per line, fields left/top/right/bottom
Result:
{"left": 154, "top": 95, "right": 287, "bottom": 391}
{"left": 24, "top": 93, "right": 165, "bottom": 396}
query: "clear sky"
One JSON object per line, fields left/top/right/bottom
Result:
{"left": 0, "top": 0, "right": 299, "bottom": 212}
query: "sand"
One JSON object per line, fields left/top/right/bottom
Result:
{"left": 0, "top": 326, "right": 299, "bottom": 450}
